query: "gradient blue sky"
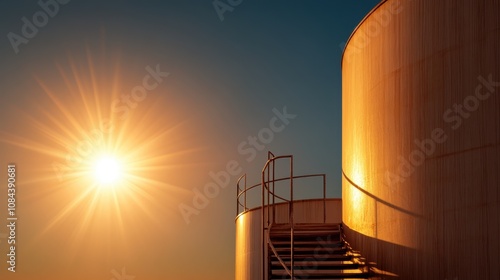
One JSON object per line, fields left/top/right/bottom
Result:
{"left": 0, "top": 1, "right": 380, "bottom": 279}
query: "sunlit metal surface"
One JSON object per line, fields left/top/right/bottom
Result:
{"left": 343, "top": 0, "right": 500, "bottom": 279}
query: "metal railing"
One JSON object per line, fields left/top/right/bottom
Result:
{"left": 262, "top": 153, "right": 294, "bottom": 280}
{"left": 235, "top": 152, "right": 328, "bottom": 280}
{"left": 266, "top": 223, "right": 292, "bottom": 277}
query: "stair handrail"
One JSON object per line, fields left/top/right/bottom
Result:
{"left": 266, "top": 222, "right": 293, "bottom": 277}
{"left": 236, "top": 174, "right": 247, "bottom": 214}
{"left": 237, "top": 179, "right": 292, "bottom": 216}
{"left": 262, "top": 154, "right": 294, "bottom": 280}
{"left": 236, "top": 174, "right": 327, "bottom": 221}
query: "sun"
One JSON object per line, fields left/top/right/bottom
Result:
{"left": 91, "top": 154, "right": 124, "bottom": 187}
{"left": 0, "top": 50, "right": 196, "bottom": 249}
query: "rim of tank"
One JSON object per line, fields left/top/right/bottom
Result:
{"left": 341, "top": 0, "right": 388, "bottom": 67}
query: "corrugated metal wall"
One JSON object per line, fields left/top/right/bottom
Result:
{"left": 342, "top": 0, "right": 500, "bottom": 279}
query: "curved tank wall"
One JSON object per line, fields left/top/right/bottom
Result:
{"left": 342, "top": 0, "right": 500, "bottom": 279}
{"left": 235, "top": 198, "right": 342, "bottom": 280}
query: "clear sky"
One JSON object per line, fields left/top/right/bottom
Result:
{"left": 0, "top": 1, "right": 379, "bottom": 279}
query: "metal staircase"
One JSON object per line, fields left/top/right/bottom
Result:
{"left": 237, "top": 152, "right": 378, "bottom": 280}
{"left": 267, "top": 223, "right": 373, "bottom": 279}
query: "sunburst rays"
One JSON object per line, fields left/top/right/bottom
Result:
{"left": 0, "top": 50, "right": 195, "bottom": 256}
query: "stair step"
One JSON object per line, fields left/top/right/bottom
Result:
{"left": 271, "top": 229, "right": 340, "bottom": 235}
{"left": 271, "top": 260, "right": 358, "bottom": 265}
{"left": 271, "top": 240, "right": 344, "bottom": 248}
{"left": 271, "top": 262, "right": 361, "bottom": 270}
{"left": 271, "top": 255, "right": 355, "bottom": 261}
{"left": 273, "top": 247, "right": 348, "bottom": 254}
{"left": 271, "top": 251, "right": 362, "bottom": 257}
{"left": 267, "top": 223, "right": 371, "bottom": 279}
{"left": 271, "top": 234, "right": 340, "bottom": 238}
{"left": 289, "top": 227, "right": 340, "bottom": 232}
{"left": 270, "top": 237, "right": 341, "bottom": 244}
{"left": 271, "top": 269, "right": 370, "bottom": 279}
{"left": 272, "top": 223, "right": 341, "bottom": 229}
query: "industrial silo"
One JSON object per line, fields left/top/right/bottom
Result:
{"left": 342, "top": 0, "right": 500, "bottom": 279}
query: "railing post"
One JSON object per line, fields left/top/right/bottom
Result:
{"left": 268, "top": 152, "right": 275, "bottom": 225}
{"left": 289, "top": 156, "right": 294, "bottom": 280}
{"left": 267, "top": 161, "right": 270, "bottom": 228}
{"left": 243, "top": 175, "right": 247, "bottom": 211}
{"left": 261, "top": 168, "right": 266, "bottom": 280}
{"left": 323, "top": 174, "right": 326, "bottom": 223}
{"left": 236, "top": 182, "right": 239, "bottom": 216}
{"left": 272, "top": 159, "right": 276, "bottom": 225}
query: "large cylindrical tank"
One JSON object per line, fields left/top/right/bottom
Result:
{"left": 342, "top": 0, "right": 500, "bottom": 279}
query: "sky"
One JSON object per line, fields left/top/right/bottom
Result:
{"left": 0, "top": 1, "right": 380, "bottom": 279}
